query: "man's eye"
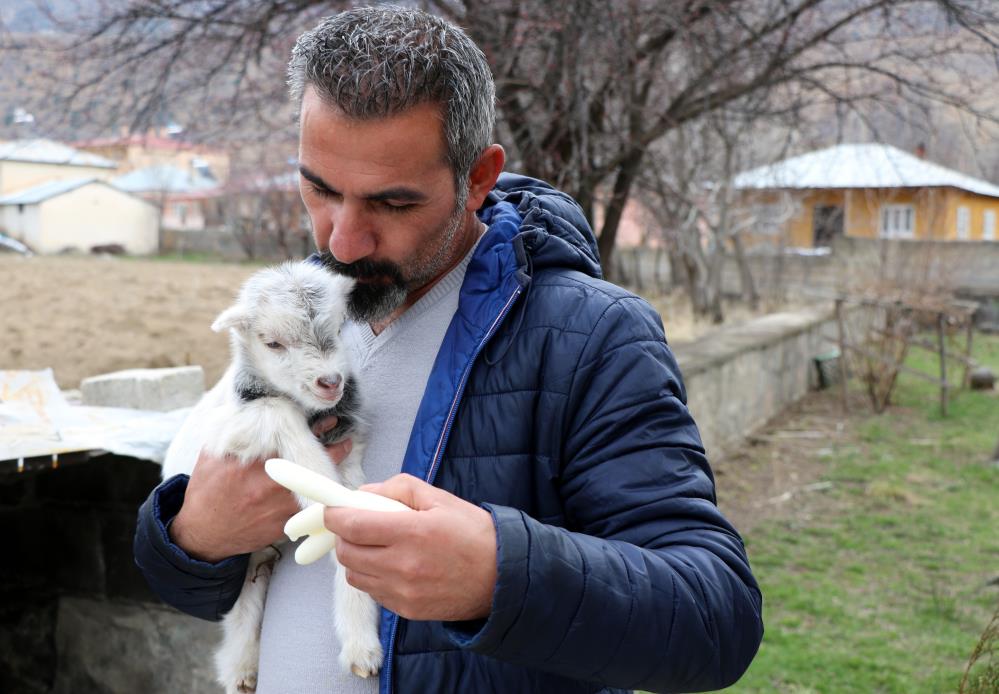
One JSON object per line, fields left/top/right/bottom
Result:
{"left": 310, "top": 184, "right": 338, "bottom": 199}
{"left": 266, "top": 341, "right": 284, "bottom": 350}
{"left": 383, "top": 201, "right": 415, "bottom": 213}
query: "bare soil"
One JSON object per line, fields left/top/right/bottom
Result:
{"left": 2, "top": 255, "right": 258, "bottom": 389}
{"left": 711, "top": 388, "right": 860, "bottom": 534}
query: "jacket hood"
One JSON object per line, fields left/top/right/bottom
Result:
{"left": 482, "top": 173, "right": 603, "bottom": 280}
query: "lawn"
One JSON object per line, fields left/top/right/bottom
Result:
{"left": 723, "top": 334, "right": 999, "bottom": 693}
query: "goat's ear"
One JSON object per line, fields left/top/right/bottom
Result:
{"left": 211, "top": 304, "right": 250, "bottom": 333}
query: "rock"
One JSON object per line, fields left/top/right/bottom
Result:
{"left": 80, "top": 366, "right": 205, "bottom": 411}
{"left": 53, "top": 597, "right": 221, "bottom": 694}
{"left": 969, "top": 366, "right": 995, "bottom": 391}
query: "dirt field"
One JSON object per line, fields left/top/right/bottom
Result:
{"left": 2, "top": 255, "right": 259, "bottom": 389}
{"left": 2, "top": 254, "right": 793, "bottom": 390}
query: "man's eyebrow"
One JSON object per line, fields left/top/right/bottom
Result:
{"left": 299, "top": 166, "right": 333, "bottom": 191}
{"left": 299, "top": 165, "right": 428, "bottom": 203}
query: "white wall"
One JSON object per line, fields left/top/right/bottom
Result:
{"left": 0, "top": 203, "right": 41, "bottom": 247}
{"left": 36, "top": 184, "right": 159, "bottom": 254}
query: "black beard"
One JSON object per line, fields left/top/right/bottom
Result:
{"left": 318, "top": 250, "right": 408, "bottom": 322}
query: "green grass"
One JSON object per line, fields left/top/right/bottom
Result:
{"left": 724, "top": 334, "right": 999, "bottom": 694}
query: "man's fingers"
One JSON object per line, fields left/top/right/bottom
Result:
{"left": 310, "top": 414, "right": 339, "bottom": 438}
{"left": 324, "top": 505, "right": 415, "bottom": 545}
{"left": 324, "top": 437, "right": 353, "bottom": 465}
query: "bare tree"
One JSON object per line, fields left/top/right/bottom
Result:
{"left": 639, "top": 106, "right": 799, "bottom": 322}
{"left": 5, "top": 0, "right": 999, "bottom": 275}
{"left": 435, "top": 0, "right": 999, "bottom": 274}
{"left": 220, "top": 147, "right": 310, "bottom": 260}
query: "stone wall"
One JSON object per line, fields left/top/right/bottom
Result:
{"left": 614, "top": 237, "right": 999, "bottom": 302}
{"left": 0, "top": 455, "right": 219, "bottom": 694}
{"left": 672, "top": 305, "right": 845, "bottom": 456}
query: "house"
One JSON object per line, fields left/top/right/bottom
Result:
{"left": 734, "top": 143, "right": 999, "bottom": 247}
{"left": 0, "top": 178, "right": 159, "bottom": 254}
{"left": 74, "top": 132, "right": 229, "bottom": 182}
{"left": 0, "top": 139, "right": 118, "bottom": 195}
{"left": 111, "top": 164, "right": 222, "bottom": 231}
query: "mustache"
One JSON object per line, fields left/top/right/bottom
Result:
{"left": 317, "top": 250, "right": 405, "bottom": 285}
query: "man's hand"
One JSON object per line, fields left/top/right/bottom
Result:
{"left": 324, "top": 474, "right": 498, "bottom": 622}
{"left": 311, "top": 414, "right": 353, "bottom": 465}
{"left": 169, "top": 449, "right": 301, "bottom": 563}
{"left": 170, "top": 421, "right": 353, "bottom": 563}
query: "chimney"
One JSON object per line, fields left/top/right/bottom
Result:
{"left": 915, "top": 142, "right": 926, "bottom": 159}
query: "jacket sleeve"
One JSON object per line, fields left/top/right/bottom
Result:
{"left": 445, "top": 296, "right": 764, "bottom": 692}
{"left": 133, "top": 474, "right": 249, "bottom": 621}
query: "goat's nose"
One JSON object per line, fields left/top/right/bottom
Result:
{"left": 316, "top": 374, "right": 342, "bottom": 391}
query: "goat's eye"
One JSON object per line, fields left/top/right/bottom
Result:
{"left": 265, "top": 341, "right": 284, "bottom": 350}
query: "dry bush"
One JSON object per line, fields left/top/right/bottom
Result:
{"left": 960, "top": 601, "right": 999, "bottom": 694}
{"left": 837, "top": 238, "right": 961, "bottom": 413}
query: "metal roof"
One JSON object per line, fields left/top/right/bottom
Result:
{"left": 0, "top": 177, "right": 97, "bottom": 205}
{"left": 0, "top": 139, "right": 118, "bottom": 169}
{"left": 733, "top": 143, "right": 999, "bottom": 199}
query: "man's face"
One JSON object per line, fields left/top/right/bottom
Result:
{"left": 298, "top": 87, "right": 469, "bottom": 322}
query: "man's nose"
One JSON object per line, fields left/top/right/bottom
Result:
{"left": 328, "top": 201, "right": 376, "bottom": 265}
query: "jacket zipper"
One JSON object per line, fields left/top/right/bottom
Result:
{"left": 383, "top": 285, "right": 523, "bottom": 694}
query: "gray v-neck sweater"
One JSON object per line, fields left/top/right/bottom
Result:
{"left": 255, "top": 244, "right": 476, "bottom": 693}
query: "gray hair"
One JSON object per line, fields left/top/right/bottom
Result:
{"left": 288, "top": 6, "right": 496, "bottom": 187}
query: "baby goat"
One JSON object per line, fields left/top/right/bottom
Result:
{"left": 162, "top": 260, "right": 381, "bottom": 693}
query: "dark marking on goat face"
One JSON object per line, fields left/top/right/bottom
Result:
{"left": 235, "top": 371, "right": 279, "bottom": 402}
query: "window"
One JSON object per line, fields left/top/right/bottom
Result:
{"left": 879, "top": 204, "right": 915, "bottom": 239}
{"left": 956, "top": 206, "right": 971, "bottom": 239}
{"left": 984, "top": 210, "right": 996, "bottom": 241}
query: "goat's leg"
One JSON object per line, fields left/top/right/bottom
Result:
{"left": 215, "top": 547, "right": 278, "bottom": 694}
{"left": 333, "top": 553, "right": 383, "bottom": 677}
{"left": 272, "top": 406, "right": 384, "bottom": 676}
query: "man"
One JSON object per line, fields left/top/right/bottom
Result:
{"left": 134, "top": 7, "right": 763, "bottom": 693}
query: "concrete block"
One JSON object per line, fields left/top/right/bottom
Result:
{"left": 81, "top": 366, "right": 204, "bottom": 411}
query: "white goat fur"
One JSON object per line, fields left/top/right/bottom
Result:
{"left": 162, "top": 261, "right": 382, "bottom": 693}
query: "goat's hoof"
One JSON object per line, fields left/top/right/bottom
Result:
{"left": 351, "top": 663, "right": 378, "bottom": 678}
{"left": 235, "top": 672, "right": 258, "bottom": 693}
{"left": 341, "top": 639, "right": 382, "bottom": 679}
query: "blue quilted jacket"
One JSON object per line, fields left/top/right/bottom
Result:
{"left": 134, "top": 173, "right": 763, "bottom": 693}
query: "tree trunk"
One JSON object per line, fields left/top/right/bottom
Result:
{"left": 706, "top": 251, "right": 725, "bottom": 324}
{"left": 596, "top": 148, "right": 644, "bottom": 281}
{"left": 731, "top": 232, "right": 759, "bottom": 310}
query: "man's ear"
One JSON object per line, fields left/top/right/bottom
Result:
{"left": 211, "top": 304, "right": 250, "bottom": 333}
{"left": 465, "top": 144, "right": 505, "bottom": 211}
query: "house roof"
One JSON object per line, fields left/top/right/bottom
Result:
{"left": 0, "top": 177, "right": 158, "bottom": 208}
{"left": 733, "top": 143, "right": 999, "bottom": 200}
{"left": 0, "top": 139, "right": 118, "bottom": 169}
{"left": 74, "top": 133, "right": 218, "bottom": 153}
{"left": 0, "top": 177, "right": 97, "bottom": 205}
{"left": 111, "top": 164, "right": 219, "bottom": 194}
